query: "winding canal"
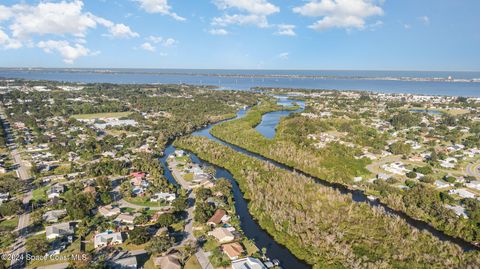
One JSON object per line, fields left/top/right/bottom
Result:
{"left": 160, "top": 96, "right": 478, "bottom": 269}
{"left": 160, "top": 106, "right": 311, "bottom": 269}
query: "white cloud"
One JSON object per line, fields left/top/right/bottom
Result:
{"left": 136, "top": 0, "right": 185, "bottom": 21}
{"left": 276, "top": 52, "right": 289, "bottom": 60}
{"left": 146, "top": 36, "right": 177, "bottom": 47}
{"left": 8, "top": 1, "right": 97, "bottom": 38}
{"left": 212, "top": 14, "right": 269, "bottom": 28}
{"left": 212, "top": 0, "right": 279, "bottom": 28}
{"left": 404, "top": 24, "right": 411, "bottom": 29}
{"left": 140, "top": 42, "right": 156, "bottom": 52}
{"left": 209, "top": 28, "right": 229, "bottom": 35}
{"left": 419, "top": 15, "right": 430, "bottom": 25}
{"left": 106, "top": 23, "right": 139, "bottom": 38}
{"left": 293, "top": 0, "right": 384, "bottom": 31}
{"left": 0, "top": 1, "right": 137, "bottom": 61}
{"left": 275, "top": 24, "right": 296, "bottom": 36}
{"left": 213, "top": 0, "right": 279, "bottom": 15}
{"left": 0, "top": 28, "right": 22, "bottom": 49}
{"left": 37, "top": 40, "right": 93, "bottom": 64}
{"left": 0, "top": 5, "right": 13, "bottom": 21}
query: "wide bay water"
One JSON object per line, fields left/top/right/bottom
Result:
{"left": 1, "top": 68, "right": 480, "bottom": 97}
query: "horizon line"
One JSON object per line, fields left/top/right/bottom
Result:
{"left": 1, "top": 66, "right": 480, "bottom": 73}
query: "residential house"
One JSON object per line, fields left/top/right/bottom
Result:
{"left": 207, "top": 209, "right": 230, "bottom": 227}
{"left": 46, "top": 222, "right": 74, "bottom": 240}
{"left": 115, "top": 213, "right": 136, "bottom": 225}
{"left": 150, "top": 192, "right": 176, "bottom": 203}
{"left": 434, "top": 180, "right": 453, "bottom": 189}
{"left": 83, "top": 186, "right": 97, "bottom": 195}
{"left": 174, "top": 150, "right": 184, "bottom": 157}
{"left": 232, "top": 257, "right": 267, "bottom": 269}
{"left": 94, "top": 231, "right": 124, "bottom": 248}
{"left": 449, "top": 188, "right": 476, "bottom": 199}
{"left": 47, "top": 184, "right": 65, "bottom": 199}
{"left": 466, "top": 181, "right": 480, "bottom": 191}
{"left": 98, "top": 205, "right": 121, "bottom": 218}
{"left": 42, "top": 209, "right": 67, "bottom": 223}
{"left": 445, "top": 205, "right": 469, "bottom": 218}
{"left": 154, "top": 254, "right": 181, "bottom": 269}
{"left": 130, "top": 172, "right": 145, "bottom": 184}
{"left": 208, "top": 227, "right": 235, "bottom": 243}
{"left": 0, "top": 192, "right": 9, "bottom": 204}
{"left": 221, "top": 242, "right": 245, "bottom": 260}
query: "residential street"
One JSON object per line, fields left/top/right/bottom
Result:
{"left": 1, "top": 105, "right": 33, "bottom": 269}
{"left": 168, "top": 157, "right": 214, "bottom": 269}
{"left": 466, "top": 162, "right": 480, "bottom": 179}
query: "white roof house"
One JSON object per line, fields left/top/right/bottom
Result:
{"left": 98, "top": 205, "right": 121, "bottom": 217}
{"left": 232, "top": 257, "right": 267, "bottom": 269}
{"left": 94, "top": 231, "right": 124, "bottom": 249}
{"left": 43, "top": 209, "right": 67, "bottom": 223}
{"left": 445, "top": 205, "right": 468, "bottom": 218}
{"left": 466, "top": 181, "right": 480, "bottom": 191}
{"left": 151, "top": 192, "right": 176, "bottom": 203}
{"left": 440, "top": 158, "right": 457, "bottom": 169}
{"left": 0, "top": 192, "right": 10, "bottom": 204}
{"left": 46, "top": 222, "right": 74, "bottom": 240}
{"left": 114, "top": 213, "right": 136, "bottom": 224}
{"left": 208, "top": 227, "right": 235, "bottom": 243}
{"left": 434, "top": 180, "right": 453, "bottom": 189}
{"left": 449, "top": 188, "right": 476, "bottom": 199}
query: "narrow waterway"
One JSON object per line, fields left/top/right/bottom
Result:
{"left": 255, "top": 96, "right": 305, "bottom": 139}
{"left": 160, "top": 107, "right": 311, "bottom": 269}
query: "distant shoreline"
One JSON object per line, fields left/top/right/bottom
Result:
{"left": 0, "top": 67, "right": 479, "bottom": 83}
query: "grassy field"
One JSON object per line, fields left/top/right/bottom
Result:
{"left": 0, "top": 216, "right": 18, "bottom": 231}
{"left": 32, "top": 185, "right": 49, "bottom": 201}
{"left": 183, "top": 173, "right": 194, "bottom": 181}
{"left": 71, "top": 111, "right": 132, "bottom": 120}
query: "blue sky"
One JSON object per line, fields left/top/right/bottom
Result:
{"left": 0, "top": 0, "right": 479, "bottom": 71}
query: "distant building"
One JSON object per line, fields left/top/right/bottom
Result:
{"left": 46, "top": 222, "right": 74, "bottom": 240}
{"left": 208, "top": 227, "right": 235, "bottom": 243}
{"left": 232, "top": 257, "right": 267, "bottom": 269}
{"left": 98, "top": 205, "right": 121, "bottom": 218}
{"left": 449, "top": 188, "right": 476, "bottom": 199}
{"left": 207, "top": 209, "right": 229, "bottom": 227}
{"left": 94, "top": 231, "right": 124, "bottom": 248}
{"left": 46, "top": 183, "right": 65, "bottom": 199}
{"left": 445, "top": 205, "right": 468, "bottom": 219}
{"left": 434, "top": 180, "right": 453, "bottom": 189}
{"left": 154, "top": 254, "right": 181, "bottom": 269}
{"left": 150, "top": 192, "right": 176, "bottom": 203}
{"left": 115, "top": 213, "right": 136, "bottom": 225}
{"left": 221, "top": 242, "right": 245, "bottom": 260}
{"left": 42, "top": 209, "right": 67, "bottom": 223}
{"left": 0, "top": 192, "right": 10, "bottom": 204}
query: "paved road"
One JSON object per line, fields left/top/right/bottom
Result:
{"left": 466, "top": 162, "right": 480, "bottom": 180}
{"left": 1, "top": 105, "right": 33, "bottom": 269}
{"left": 167, "top": 157, "right": 213, "bottom": 269}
